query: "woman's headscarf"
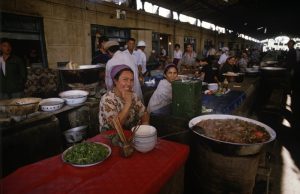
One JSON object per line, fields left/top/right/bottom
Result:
{"left": 110, "top": 64, "right": 131, "bottom": 80}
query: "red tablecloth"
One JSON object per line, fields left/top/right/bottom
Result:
{"left": 2, "top": 132, "right": 189, "bottom": 194}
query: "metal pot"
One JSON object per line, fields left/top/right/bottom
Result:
{"left": 189, "top": 114, "right": 276, "bottom": 156}
{"left": 57, "top": 64, "right": 105, "bottom": 84}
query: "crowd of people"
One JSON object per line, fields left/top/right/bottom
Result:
{"left": 1, "top": 35, "right": 299, "bottom": 133}
{"left": 91, "top": 36, "right": 299, "bottom": 132}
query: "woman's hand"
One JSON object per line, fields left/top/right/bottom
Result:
{"left": 121, "top": 90, "right": 133, "bottom": 107}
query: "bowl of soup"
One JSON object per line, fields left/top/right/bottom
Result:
{"left": 189, "top": 114, "right": 276, "bottom": 156}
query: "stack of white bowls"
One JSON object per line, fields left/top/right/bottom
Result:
{"left": 132, "top": 125, "right": 157, "bottom": 153}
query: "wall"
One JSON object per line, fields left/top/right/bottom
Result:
{"left": 1, "top": 0, "right": 256, "bottom": 68}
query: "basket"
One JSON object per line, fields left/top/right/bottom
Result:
{"left": 0, "top": 97, "right": 41, "bottom": 116}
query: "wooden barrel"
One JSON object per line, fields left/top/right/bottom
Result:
{"left": 191, "top": 142, "right": 261, "bottom": 194}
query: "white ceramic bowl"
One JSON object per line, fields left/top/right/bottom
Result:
{"left": 59, "top": 90, "right": 89, "bottom": 106}
{"left": 132, "top": 125, "right": 157, "bottom": 153}
{"left": 134, "top": 141, "right": 157, "bottom": 153}
{"left": 40, "top": 98, "right": 64, "bottom": 112}
{"left": 63, "top": 125, "right": 88, "bottom": 143}
{"left": 207, "top": 83, "right": 218, "bottom": 91}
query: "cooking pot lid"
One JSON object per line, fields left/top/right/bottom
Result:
{"left": 57, "top": 64, "right": 105, "bottom": 71}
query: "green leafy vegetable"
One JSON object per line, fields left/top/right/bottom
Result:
{"left": 64, "top": 142, "right": 109, "bottom": 165}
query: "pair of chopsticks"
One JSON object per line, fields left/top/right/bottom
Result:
{"left": 129, "top": 120, "right": 141, "bottom": 142}
{"left": 112, "top": 117, "right": 128, "bottom": 145}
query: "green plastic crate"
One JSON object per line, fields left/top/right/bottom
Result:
{"left": 171, "top": 80, "right": 202, "bottom": 119}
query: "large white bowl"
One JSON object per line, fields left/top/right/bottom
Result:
{"left": 59, "top": 90, "right": 89, "bottom": 106}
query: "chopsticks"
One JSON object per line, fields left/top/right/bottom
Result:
{"left": 112, "top": 117, "right": 128, "bottom": 145}
{"left": 112, "top": 117, "right": 135, "bottom": 157}
{"left": 129, "top": 120, "right": 141, "bottom": 142}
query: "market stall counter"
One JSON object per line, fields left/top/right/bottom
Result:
{"left": 2, "top": 131, "right": 189, "bottom": 194}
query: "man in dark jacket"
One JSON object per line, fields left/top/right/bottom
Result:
{"left": 0, "top": 38, "right": 27, "bottom": 99}
{"left": 286, "top": 39, "right": 299, "bottom": 131}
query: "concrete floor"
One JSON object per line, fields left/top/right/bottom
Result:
{"left": 253, "top": 93, "right": 300, "bottom": 194}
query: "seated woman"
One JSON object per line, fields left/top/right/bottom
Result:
{"left": 219, "top": 56, "right": 240, "bottom": 81}
{"left": 99, "top": 64, "right": 149, "bottom": 132}
{"left": 147, "top": 64, "right": 178, "bottom": 113}
{"left": 197, "top": 56, "right": 219, "bottom": 83}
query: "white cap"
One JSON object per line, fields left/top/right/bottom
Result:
{"left": 137, "top": 40, "right": 146, "bottom": 47}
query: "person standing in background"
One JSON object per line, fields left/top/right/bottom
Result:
{"left": 173, "top": 44, "right": 182, "bottom": 66}
{"left": 178, "top": 43, "right": 197, "bottom": 71}
{"left": 123, "top": 38, "right": 138, "bottom": 67}
{"left": 135, "top": 40, "right": 147, "bottom": 76}
{"left": 0, "top": 38, "right": 27, "bottom": 99}
{"left": 160, "top": 46, "right": 167, "bottom": 57}
{"left": 218, "top": 47, "right": 229, "bottom": 68}
{"left": 206, "top": 45, "right": 216, "bottom": 58}
{"left": 92, "top": 36, "right": 110, "bottom": 64}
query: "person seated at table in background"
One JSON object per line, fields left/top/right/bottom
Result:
{"left": 147, "top": 64, "right": 178, "bottom": 113}
{"left": 99, "top": 64, "right": 149, "bottom": 132}
{"left": 219, "top": 56, "right": 240, "bottom": 81}
{"left": 197, "top": 56, "right": 219, "bottom": 83}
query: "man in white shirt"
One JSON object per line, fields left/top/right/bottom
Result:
{"left": 104, "top": 40, "right": 143, "bottom": 102}
{"left": 123, "top": 38, "right": 138, "bottom": 67}
{"left": 135, "top": 40, "right": 147, "bottom": 75}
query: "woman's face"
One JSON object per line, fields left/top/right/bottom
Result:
{"left": 114, "top": 70, "right": 134, "bottom": 93}
{"left": 228, "top": 57, "right": 236, "bottom": 65}
{"left": 165, "top": 67, "right": 178, "bottom": 82}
